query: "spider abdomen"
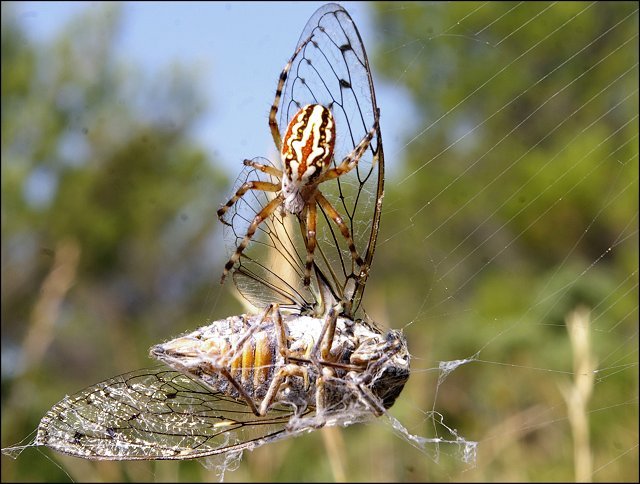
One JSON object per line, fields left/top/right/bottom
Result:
{"left": 281, "top": 104, "right": 335, "bottom": 213}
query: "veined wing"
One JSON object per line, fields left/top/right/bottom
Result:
{"left": 223, "top": 157, "right": 318, "bottom": 314}
{"left": 34, "top": 367, "right": 309, "bottom": 460}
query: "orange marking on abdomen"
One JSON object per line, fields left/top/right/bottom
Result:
{"left": 253, "top": 332, "right": 273, "bottom": 388}
{"left": 241, "top": 340, "right": 254, "bottom": 384}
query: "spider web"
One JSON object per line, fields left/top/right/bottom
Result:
{"left": 1, "top": 2, "right": 637, "bottom": 482}
{"left": 362, "top": 2, "right": 638, "bottom": 482}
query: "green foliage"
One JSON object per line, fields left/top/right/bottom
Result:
{"left": 366, "top": 1, "right": 638, "bottom": 481}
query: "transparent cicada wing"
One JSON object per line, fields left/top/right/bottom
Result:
{"left": 223, "top": 157, "right": 318, "bottom": 314}
{"left": 34, "top": 367, "right": 308, "bottom": 460}
{"left": 229, "top": 3, "right": 384, "bottom": 317}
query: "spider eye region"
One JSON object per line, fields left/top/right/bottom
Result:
{"left": 281, "top": 104, "right": 335, "bottom": 214}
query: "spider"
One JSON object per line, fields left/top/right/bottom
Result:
{"left": 218, "top": 39, "right": 379, "bottom": 287}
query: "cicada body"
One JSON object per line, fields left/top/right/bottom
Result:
{"left": 33, "top": 307, "right": 409, "bottom": 460}
{"left": 151, "top": 308, "right": 410, "bottom": 417}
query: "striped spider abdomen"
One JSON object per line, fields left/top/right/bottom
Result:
{"left": 281, "top": 104, "right": 336, "bottom": 214}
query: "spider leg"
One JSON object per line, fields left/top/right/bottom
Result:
{"left": 256, "top": 303, "right": 312, "bottom": 415}
{"left": 269, "top": 34, "right": 316, "bottom": 152}
{"left": 221, "top": 194, "right": 284, "bottom": 283}
{"left": 315, "top": 191, "right": 364, "bottom": 267}
{"left": 312, "top": 303, "right": 341, "bottom": 416}
{"left": 217, "top": 180, "right": 280, "bottom": 226}
{"left": 303, "top": 200, "right": 318, "bottom": 287}
{"left": 312, "top": 302, "right": 341, "bottom": 362}
{"left": 271, "top": 303, "right": 289, "bottom": 363}
{"left": 243, "top": 159, "right": 282, "bottom": 178}
{"left": 260, "top": 302, "right": 342, "bottom": 417}
{"left": 317, "top": 119, "right": 379, "bottom": 182}
{"left": 258, "top": 364, "right": 309, "bottom": 416}
{"left": 353, "top": 381, "right": 387, "bottom": 417}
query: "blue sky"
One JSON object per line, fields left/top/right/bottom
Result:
{"left": 14, "top": 1, "right": 412, "bottom": 176}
